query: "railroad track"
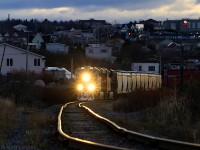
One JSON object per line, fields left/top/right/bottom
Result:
{"left": 58, "top": 101, "right": 200, "bottom": 150}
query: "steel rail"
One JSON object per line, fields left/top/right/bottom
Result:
{"left": 79, "top": 102, "right": 200, "bottom": 150}
{"left": 57, "top": 101, "right": 128, "bottom": 150}
{"left": 58, "top": 101, "right": 200, "bottom": 150}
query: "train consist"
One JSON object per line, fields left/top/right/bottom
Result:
{"left": 74, "top": 66, "right": 162, "bottom": 100}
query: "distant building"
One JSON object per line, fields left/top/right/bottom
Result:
{"left": 85, "top": 44, "right": 112, "bottom": 62}
{"left": 46, "top": 43, "right": 69, "bottom": 54}
{"left": 163, "top": 62, "right": 200, "bottom": 86}
{"left": 44, "top": 67, "right": 73, "bottom": 80}
{"left": 0, "top": 43, "right": 45, "bottom": 75}
{"left": 13, "top": 24, "right": 27, "bottom": 32}
{"left": 78, "top": 19, "right": 107, "bottom": 28}
{"left": 162, "top": 19, "right": 200, "bottom": 32}
{"left": 29, "top": 33, "right": 51, "bottom": 50}
{"left": 131, "top": 62, "right": 160, "bottom": 74}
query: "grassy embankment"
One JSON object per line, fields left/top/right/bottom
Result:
{"left": 113, "top": 80, "right": 200, "bottom": 143}
{"left": 0, "top": 71, "right": 75, "bottom": 148}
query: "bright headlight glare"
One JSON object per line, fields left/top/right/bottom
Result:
{"left": 77, "top": 84, "right": 83, "bottom": 91}
{"left": 82, "top": 73, "right": 90, "bottom": 82}
{"left": 88, "top": 84, "right": 95, "bottom": 91}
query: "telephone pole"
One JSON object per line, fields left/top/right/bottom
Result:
{"left": 0, "top": 44, "right": 6, "bottom": 75}
{"left": 180, "top": 43, "right": 184, "bottom": 94}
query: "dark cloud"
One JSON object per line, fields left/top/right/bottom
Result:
{"left": 0, "top": 0, "right": 175, "bottom": 10}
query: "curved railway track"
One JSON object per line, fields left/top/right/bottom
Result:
{"left": 58, "top": 101, "right": 200, "bottom": 150}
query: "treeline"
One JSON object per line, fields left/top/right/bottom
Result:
{"left": 0, "top": 18, "right": 93, "bottom": 34}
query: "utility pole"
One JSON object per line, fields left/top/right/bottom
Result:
{"left": 71, "top": 58, "right": 73, "bottom": 79}
{"left": 26, "top": 34, "right": 29, "bottom": 74}
{"left": 159, "top": 55, "right": 162, "bottom": 75}
{"left": 180, "top": 43, "right": 184, "bottom": 94}
{"left": 0, "top": 44, "right": 6, "bottom": 75}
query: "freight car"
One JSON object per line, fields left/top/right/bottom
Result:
{"left": 74, "top": 66, "right": 162, "bottom": 100}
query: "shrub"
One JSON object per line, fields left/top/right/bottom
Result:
{"left": 184, "top": 79, "right": 200, "bottom": 121}
{"left": 113, "top": 89, "right": 162, "bottom": 112}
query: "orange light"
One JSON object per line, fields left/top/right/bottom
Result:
{"left": 77, "top": 84, "right": 83, "bottom": 91}
{"left": 88, "top": 83, "right": 95, "bottom": 91}
{"left": 82, "top": 73, "right": 90, "bottom": 82}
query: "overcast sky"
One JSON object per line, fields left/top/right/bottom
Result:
{"left": 1, "top": 0, "right": 200, "bottom": 23}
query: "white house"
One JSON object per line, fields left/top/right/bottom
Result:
{"left": 131, "top": 62, "right": 160, "bottom": 74}
{"left": 13, "top": 24, "right": 27, "bottom": 32}
{"left": 85, "top": 44, "right": 112, "bottom": 62}
{"left": 44, "top": 67, "right": 74, "bottom": 79}
{"left": 46, "top": 43, "right": 69, "bottom": 54}
{"left": 0, "top": 43, "right": 45, "bottom": 75}
{"left": 31, "top": 33, "right": 44, "bottom": 49}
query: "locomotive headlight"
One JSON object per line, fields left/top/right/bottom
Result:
{"left": 88, "top": 83, "right": 95, "bottom": 92}
{"left": 82, "top": 73, "right": 90, "bottom": 82}
{"left": 77, "top": 84, "right": 84, "bottom": 91}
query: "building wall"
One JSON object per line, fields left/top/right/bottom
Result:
{"left": 32, "top": 33, "right": 44, "bottom": 49}
{"left": 163, "top": 19, "right": 200, "bottom": 32}
{"left": 131, "top": 63, "right": 160, "bottom": 74}
{"left": 46, "top": 43, "right": 69, "bottom": 53}
{"left": 85, "top": 44, "right": 112, "bottom": 62}
{"left": 0, "top": 44, "right": 45, "bottom": 75}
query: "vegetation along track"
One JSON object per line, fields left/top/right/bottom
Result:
{"left": 58, "top": 101, "right": 200, "bottom": 150}
{"left": 58, "top": 101, "right": 157, "bottom": 150}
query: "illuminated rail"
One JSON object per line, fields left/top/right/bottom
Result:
{"left": 58, "top": 101, "right": 200, "bottom": 150}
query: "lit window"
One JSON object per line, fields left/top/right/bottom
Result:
{"left": 34, "top": 59, "right": 40, "bottom": 66}
{"left": 6, "top": 58, "right": 13, "bottom": 66}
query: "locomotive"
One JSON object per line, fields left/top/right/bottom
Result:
{"left": 74, "top": 66, "right": 162, "bottom": 100}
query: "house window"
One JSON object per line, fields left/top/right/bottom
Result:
{"left": 34, "top": 59, "right": 40, "bottom": 66}
{"left": 138, "top": 66, "right": 142, "bottom": 71}
{"left": 89, "top": 49, "right": 93, "bottom": 53}
{"left": 7, "top": 58, "right": 13, "bottom": 66}
{"left": 100, "top": 49, "right": 107, "bottom": 53}
{"left": 197, "top": 22, "right": 200, "bottom": 28}
{"left": 148, "top": 66, "right": 155, "bottom": 71}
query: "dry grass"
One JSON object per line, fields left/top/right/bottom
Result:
{"left": 111, "top": 87, "right": 200, "bottom": 143}
{"left": 26, "top": 111, "right": 56, "bottom": 129}
{"left": 23, "top": 111, "right": 57, "bottom": 148}
{"left": 22, "top": 129, "right": 52, "bottom": 148}
{"left": 148, "top": 93, "right": 200, "bottom": 143}
{"left": 113, "top": 89, "right": 162, "bottom": 112}
{"left": 0, "top": 97, "right": 16, "bottom": 144}
{"left": 17, "top": 106, "right": 38, "bottom": 114}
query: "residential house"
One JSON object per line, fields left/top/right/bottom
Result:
{"left": 13, "top": 24, "right": 27, "bottom": 32}
{"left": 131, "top": 61, "right": 160, "bottom": 74}
{"left": 150, "top": 31, "right": 200, "bottom": 41}
{"left": 46, "top": 43, "right": 69, "bottom": 54}
{"left": 0, "top": 43, "right": 45, "bottom": 75}
{"left": 85, "top": 44, "right": 112, "bottom": 62}
{"left": 29, "top": 33, "right": 51, "bottom": 50}
{"left": 53, "top": 28, "right": 95, "bottom": 45}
